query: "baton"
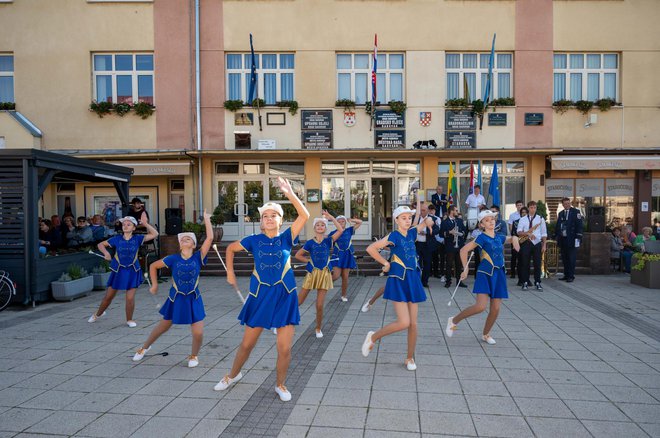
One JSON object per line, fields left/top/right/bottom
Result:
{"left": 89, "top": 250, "right": 105, "bottom": 258}
{"left": 448, "top": 251, "right": 474, "bottom": 307}
{"left": 212, "top": 244, "right": 246, "bottom": 304}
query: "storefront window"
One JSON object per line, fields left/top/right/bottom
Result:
{"left": 347, "top": 161, "right": 370, "bottom": 175}
{"left": 398, "top": 161, "right": 420, "bottom": 175}
{"left": 322, "top": 177, "right": 344, "bottom": 215}
{"left": 350, "top": 180, "right": 369, "bottom": 219}
{"left": 504, "top": 176, "right": 525, "bottom": 219}
{"left": 322, "top": 161, "right": 344, "bottom": 175}
{"left": 243, "top": 163, "right": 265, "bottom": 175}
{"left": 372, "top": 161, "right": 395, "bottom": 174}
{"left": 606, "top": 196, "right": 634, "bottom": 229}
{"left": 269, "top": 162, "right": 304, "bottom": 177}
{"left": 216, "top": 162, "right": 239, "bottom": 174}
{"left": 216, "top": 181, "right": 238, "bottom": 223}
{"left": 397, "top": 177, "right": 419, "bottom": 206}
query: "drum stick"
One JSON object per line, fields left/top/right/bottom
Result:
{"left": 448, "top": 251, "right": 474, "bottom": 307}
{"left": 212, "top": 244, "right": 246, "bottom": 304}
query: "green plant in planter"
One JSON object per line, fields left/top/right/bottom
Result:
{"left": 210, "top": 205, "right": 225, "bottom": 227}
{"left": 491, "top": 97, "right": 515, "bottom": 108}
{"left": 335, "top": 99, "right": 356, "bottom": 111}
{"left": 92, "top": 260, "right": 110, "bottom": 274}
{"left": 61, "top": 264, "right": 89, "bottom": 281}
{"left": 595, "top": 98, "right": 616, "bottom": 112}
{"left": 536, "top": 200, "right": 548, "bottom": 220}
{"left": 388, "top": 100, "right": 407, "bottom": 115}
{"left": 445, "top": 98, "right": 469, "bottom": 110}
{"left": 471, "top": 99, "right": 485, "bottom": 117}
{"left": 113, "top": 102, "right": 132, "bottom": 117}
{"left": 632, "top": 253, "right": 660, "bottom": 271}
{"left": 133, "top": 101, "right": 155, "bottom": 119}
{"left": 364, "top": 101, "right": 382, "bottom": 116}
{"left": 0, "top": 102, "right": 16, "bottom": 110}
{"left": 223, "top": 99, "right": 244, "bottom": 112}
{"left": 575, "top": 100, "right": 593, "bottom": 115}
{"left": 90, "top": 101, "right": 113, "bottom": 118}
{"left": 547, "top": 221, "right": 556, "bottom": 238}
{"left": 276, "top": 100, "right": 299, "bottom": 115}
{"left": 182, "top": 221, "right": 205, "bottom": 235}
{"left": 552, "top": 99, "right": 573, "bottom": 114}
{"left": 251, "top": 98, "right": 266, "bottom": 108}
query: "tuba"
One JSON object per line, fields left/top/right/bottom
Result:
{"left": 542, "top": 240, "right": 559, "bottom": 278}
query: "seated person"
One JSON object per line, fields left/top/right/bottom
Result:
{"left": 610, "top": 228, "right": 624, "bottom": 270}
{"left": 39, "top": 219, "right": 61, "bottom": 251}
{"left": 633, "top": 227, "right": 656, "bottom": 252}
{"left": 90, "top": 214, "right": 110, "bottom": 241}
{"left": 67, "top": 216, "right": 94, "bottom": 247}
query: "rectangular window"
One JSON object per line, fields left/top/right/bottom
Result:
{"left": 225, "top": 53, "right": 295, "bottom": 104}
{"left": 0, "top": 55, "right": 14, "bottom": 103}
{"left": 336, "top": 53, "right": 405, "bottom": 104}
{"left": 92, "top": 53, "right": 154, "bottom": 104}
{"left": 553, "top": 53, "right": 619, "bottom": 102}
{"left": 445, "top": 52, "right": 513, "bottom": 101}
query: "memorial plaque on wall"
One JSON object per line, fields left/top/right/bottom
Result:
{"left": 524, "top": 113, "right": 544, "bottom": 126}
{"left": 301, "top": 110, "right": 333, "bottom": 130}
{"left": 444, "top": 131, "right": 476, "bottom": 149}
{"left": 445, "top": 111, "right": 476, "bottom": 130}
{"left": 488, "top": 113, "right": 507, "bottom": 126}
{"left": 375, "top": 110, "right": 405, "bottom": 129}
{"left": 301, "top": 131, "right": 333, "bottom": 150}
{"left": 545, "top": 179, "right": 575, "bottom": 198}
{"left": 375, "top": 130, "right": 406, "bottom": 149}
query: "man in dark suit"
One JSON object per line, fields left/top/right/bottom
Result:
{"left": 431, "top": 185, "right": 448, "bottom": 218}
{"left": 428, "top": 204, "right": 445, "bottom": 280}
{"left": 555, "top": 197, "right": 583, "bottom": 282}
{"left": 441, "top": 205, "right": 467, "bottom": 288}
{"left": 414, "top": 203, "right": 440, "bottom": 287}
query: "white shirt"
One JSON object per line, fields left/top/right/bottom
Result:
{"left": 516, "top": 214, "right": 548, "bottom": 246}
{"left": 416, "top": 215, "right": 428, "bottom": 243}
{"left": 465, "top": 193, "right": 486, "bottom": 209}
{"left": 507, "top": 211, "right": 521, "bottom": 225}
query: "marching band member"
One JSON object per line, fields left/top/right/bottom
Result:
{"left": 329, "top": 216, "right": 362, "bottom": 302}
{"left": 440, "top": 205, "right": 467, "bottom": 289}
{"left": 414, "top": 203, "right": 439, "bottom": 288}
{"left": 511, "top": 206, "right": 528, "bottom": 286}
{"left": 516, "top": 201, "right": 547, "bottom": 291}
{"left": 446, "top": 210, "right": 520, "bottom": 345}
{"left": 507, "top": 200, "right": 524, "bottom": 279}
{"left": 427, "top": 204, "right": 446, "bottom": 281}
{"left": 555, "top": 197, "right": 583, "bottom": 283}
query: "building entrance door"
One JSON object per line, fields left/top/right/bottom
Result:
{"left": 371, "top": 178, "right": 393, "bottom": 240}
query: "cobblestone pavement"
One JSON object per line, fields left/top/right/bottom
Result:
{"left": 0, "top": 273, "right": 658, "bottom": 437}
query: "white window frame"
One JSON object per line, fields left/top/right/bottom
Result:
{"left": 91, "top": 52, "right": 155, "bottom": 104}
{"left": 225, "top": 53, "right": 295, "bottom": 104}
{"left": 336, "top": 53, "right": 405, "bottom": 104}
{"left": 553, "top": 53, "right": 619, "bottom": 102}
{"left": 0, "top": 54, "right": 14, "bottom": 103}
{"left": 445, "top": 52, "right": 513, "bottom": 100}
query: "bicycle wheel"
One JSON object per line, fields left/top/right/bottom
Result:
{"left": 0, "top": 276, "right": 13, "bottom": 311}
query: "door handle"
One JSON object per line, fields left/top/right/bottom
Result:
{"left": 233, "top": 203, "right": 240, "bottom": 216}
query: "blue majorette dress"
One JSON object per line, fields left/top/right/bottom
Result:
{"left": 301, "top": 237, "right": 334, "bottom": 291}
{"left": 107, "top": 234, "right": 145, "bottom": 290}
{"left": 473, "top": 233, "right": 508, "bottom": 299}
{"left": 383, "top": 229, "right": 427, "bottom": 303}
{"left": 158, "top": 251, "right": 207, "bottom": 324}
{"left": 237, "top": 228, "right": 300, "bottom": 329}
{"left": 329, "top": 226, "right": 357, "bottom": 269}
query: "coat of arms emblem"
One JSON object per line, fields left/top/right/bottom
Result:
{"left": 420, "top": 112, "right": 431, "bottom": 127}
{"left": 343, "top": 111, "right": 356, "bottom": 127}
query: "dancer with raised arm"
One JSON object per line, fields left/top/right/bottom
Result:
{"left": 329, "top": 216, "right": 362, "bottom": 302}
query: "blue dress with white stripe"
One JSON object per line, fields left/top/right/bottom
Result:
{"left": 472, "top": 233, "right": 508, "bottom": 299}
{"left": 159, "top": 251, "right": 207, "bottom": 324}
{"left": 329, "top": 226, "right": 357, "bottom": 269}
{"left": 383, "top": 229, "right": 427, "bottom": 303}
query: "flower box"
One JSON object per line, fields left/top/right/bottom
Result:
{"left": 93, "top": 272, "right": 111, "bottom": 290}
{"left": 51, "top": 276, "right": 94, "bottom": 301}
{"left": 631, "top": 259, "right": 660, "bottom": 289}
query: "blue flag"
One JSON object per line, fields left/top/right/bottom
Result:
{"left": 488, "top": 160, "right": 500, "bottom": 207}
{"left": 477, "top": 160, "right": 482, "bottom": 189}
{"left": 247, "top": 34, "right": 257, "bottom": 104}
{"left": 482, "top": 34, "right": 496, "bottom": 107}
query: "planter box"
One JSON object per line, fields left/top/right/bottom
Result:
{"left": 51, "top": 276, "right": 94, "bottom": 301}
{"left": 93, "top": 272, "right": 111, "bottom": 290}
{"left": 631, "top": 260, "right": 660, "bottom": 289}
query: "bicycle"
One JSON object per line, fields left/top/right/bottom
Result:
{"left": 0, "top": 270, "right": 17, "bottom": 311}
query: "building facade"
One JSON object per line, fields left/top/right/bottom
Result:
{"left": 0, "top": 0, "right": 658, "bottom": 240}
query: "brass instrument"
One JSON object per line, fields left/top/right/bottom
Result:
{"left": 449, "top": 225, "right": 464, "bottom": 249}
{"left": 542, "top": 240, "right": 559, "bottom": 278}
{"left": 518, "top": 221, "right": 542, "bottom": 244}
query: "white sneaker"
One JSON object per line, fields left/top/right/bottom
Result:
{"left": 188, "top": 355, "right": 199, "bottom": 368}
{"left": 275, "top": 385, "right": 292, "bottom": 402}
{"left": 482, "top": 334, "right": 496, "bottom": 345}
{"left": 361, "top": 302, "right": 372, "bottom": 313}
{"left": 405, "top": 358, "right": 417, "bottom": 371}
{"left": 315, "top": 330, "right": 323, "bottom": 339}
{"left": 126, "top": 320, "right": 137, "bottom": 328}
{"left": 361, "top": 331, "right": 375, "bottom": 357}
{"left": 132, "top": 346, "right": 151, "bottom": 361}
{"left": 440, "top": 276, "right": 446, "bottom": 283}
{"left": 214, "top": 372, "right": 243, "bottom": 391}
{"left": 340, "top": 296, "right": 348, "bottom": 302}
{"left": 272, "top": 328, "right": 278, "bottom": 335}
{"left": 445, "top": 317, "right": 457, "bottom": 338}
{"left": 87, "top": 311, "right": 106, "bottom": 323}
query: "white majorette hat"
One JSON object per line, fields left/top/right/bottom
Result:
{"left": 393, "top": 206, "right": 416, "bottom": 220}
{"left": 478, "top": 210, "right": 499, "bottom": 223}
{"left": 335, "top": 215, "right": 347, "bottom": 221}
{"left": 177, "top": 232, "right": 197, "bottom": 246}
{"left": 257, "top": 202, "right": 284, "bottom": 217}
{"left": 313, "top": 217, "right": 328, "bottom": 227}
{"left": 119, "top": 216, "right": 138, "bottom": 226}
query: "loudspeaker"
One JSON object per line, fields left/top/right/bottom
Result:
{"left": 588, "top": 215, "right": 605, "bottom": 233}
{"left": 589, "top": 206, "right": 605, "bottom": 217}
{"left": 165, "top": 208, "right": 182, "bottom": 220}
{"left": 165, "top": 216, "right": 183, "bottom": 236}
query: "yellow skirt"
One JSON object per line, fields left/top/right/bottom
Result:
{"left": 302, "top": 268, "right": 333, "bottom": 291}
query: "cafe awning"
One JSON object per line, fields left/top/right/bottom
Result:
{"left": 551, "top": 155, "right": 660, "bottom": 170}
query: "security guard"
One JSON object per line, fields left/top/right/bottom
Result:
{"left": 555, "top": 197, "right": 583, "bottom": 282}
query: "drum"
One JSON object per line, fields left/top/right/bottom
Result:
{"left": 467, "top": 207, "right": 479, "bottom": 230}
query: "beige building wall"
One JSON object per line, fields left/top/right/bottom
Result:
{"left": 0, "top": 112, "right": 40, "bottom": 149}
{"left": 0, "top": 0, "right": 155, "bottom": 151}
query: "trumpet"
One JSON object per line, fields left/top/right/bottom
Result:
{"left": 518, "top": 222, "right": 541, "bottom": 244}
{"left": 449, "top": 226, "right": 464, "bottom": 249}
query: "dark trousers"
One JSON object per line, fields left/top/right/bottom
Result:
{"left": 473, "top": 250, "right": 481, "bottom": 278}
{"left": 560, "top": 242, "right": 577, "bottom": 279}
{"left": 432, "top": 245, "right": 446, "bottom": 277}
{"left": 519, "top": 241, "right": 542, "bottom": 285}
{"left": 510, "top": 247, "right": 519, "bottom": 277}
{"left": 416, "top": 242, "right": 433, "bottom": 285}
{"left": 445, "top": 251, "right": 463, "bottom": 282}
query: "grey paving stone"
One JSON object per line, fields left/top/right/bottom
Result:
{"left": 598, "top": 385, "right": 658, "bottom": 403}
{"left": 61, "top": 392, "right": 128, "bottom": 413}
{"left": 327, "top": 373, "right": 372, "bottom": 390}
{"left": 306, "top": 426, "right": 363, "bottom": 438}
{"left": 581, "top": 420, "right": 649, "bottom": 438}
{"left": 504, "top": 381, "right": 557, "bottom": 399}
{"left": 549, "top": 383, "right": 607, "bottom": 401}
{"left": 26, "top": 410, "right": 100, "bottom": 435}
{"left": 638, "top": 422, "right": 660, "bottom": 437}
{"left": 369, "top": 390, "right": 418, "bottom": 410}
{"left": 0, "top": 387, "right": 44, "bottom": 407}
{"left": 514, "top": 397, "right": 575, "bottom": 418}
{"left": 465, "top": 395, "right": 521, "bottom": 416}
{"left": 460, "top": 380, "right": 509, "bottom": 397}
{"left": 311, "top": 406, "right": 367, "bottom": 429}
{"left": 296, "top": 387, "right": 325, "bottom": 405}
{"left": 418, "top": 393, "right": 469, "bottom": 413}
{"left": 19, "top": 389, "right": 86, "bottom": 410}
{"left": 78, "top": 412, "right": 153, "bottom": 437}
{"left": 496, "top": 368, "right": 544, "bottom": 383}
{"left": 205, "top": 399, "right": 247, "bottom": 421}
{"left": 581, "top": 371, "right": 636, "bottom": 387}
{"left": 366, "top": 407, "right": 420, "bottom": 432}
{"left": 321, "top": 388, "right": 370, "bottom": 407}
{"left": 12, "top": 372, "right": 73, "bottom": 390}
{"left": 564, "top": 399, "right": 630, "bottom": 421}
{"left": 109, "top": 394, "right": 174, "bottom": 416}
{"left": 0, "top": 408, "right": 54, "bottom": 433}
{"left": 284, "top": 404, "right": 318, "bottom": 426}
{"left": 419, "top": 411, "right": 475, "bottom": 436}
{"left": 416, "top": 378, "right": 462, "bottom": 394}
{"left": 95, "top": 377, "right": 153, "bottom": 394}
{"left": 526, "top": 417, "right": 594, "bottom": 438}
{"left": 372, "top": 375, "right": 417, "bottom": 392}
{"left": 616, "top": 402, "right": 660, "bottom": 423}
{"left": 130, "top": 416, "right": 198, "bottom": 438}
{"left": 471, "top": 414, "right": 533, "bottom": 438}
{"left": 157, "top": 397, "right": 217, "bottom": 418}
{"left": 455, "top": 366, "right": 500, "bottom": 381}
{"left": 137, "top": 378, "right": 193, "bottom": 397}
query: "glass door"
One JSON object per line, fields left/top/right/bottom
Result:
{"left": 216, "top": 179, "right": 265, "bottom": 240}
{"left": 347, "top": 178, "right": 370, "bottom": 240}
{"left": 217, "top": 180, "right": 239, "bottom": 240}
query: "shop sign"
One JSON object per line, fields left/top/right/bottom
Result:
{"left": 445, "top": 111, "right": 475, "bottom": 130}
{"left": 301, "top": 131, "right": 333, "bottom": 150}
{"left": 576, "top": 179, "right": 604, "bottom": 197}
{"left": 606, "top": 179, "right": 634, "bottom": 197}
{"left": 257, "top": 139, "right": 276, "bottom": 150}
{"left": 653, "top": 179, "right": 660, "bottom": 197}
{"left": 375, "top": 110, "right": 405, "bottom": 129}
{"left": 524, "top": 113, "right": 544, "bottom": 126}
{"left": 374, "top": 130, "right": 405, "bottom": 149}
{"left": 552, "top": 156, "right": 660, "bottom": 170}
{"left": 444, "top": 131, "right": 476, "bottom": 149}
{"left": 545, "top": 179, "right": 574, "bottom": 197}
{"left": 107, "top": 162, "right": 190, "bottom": 176}
{"left": 301, "top": 110, "right": 333, "bottom": 130}
{"left": 488, "top": 113, "right": 507, "bottom": 126}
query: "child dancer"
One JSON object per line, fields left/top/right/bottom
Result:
{"left": 89, "top": 216, "right": 158, "bottom": 327}
{"left": 132, "top": 211, "right": 213, "bottom": 367}
{"left": 214, "top": 177, "right": 309, "bottom": 402}
{"left": 362, "top": 197, "right": 434, "bottom": 371}
{"left": 445, "top": 210, "right": 520, "bottom": 345}
{"left": 294, "top": 210, "right": 344, "bottom": 338}
{"left": 329, "top": 216, "right": 362, "bottom": 302}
